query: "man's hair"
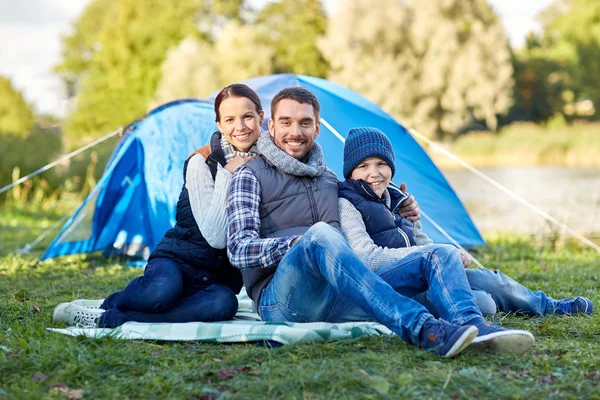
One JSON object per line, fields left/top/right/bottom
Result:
{"left": 271, "top": 87, "right": 320, "bottom": 120}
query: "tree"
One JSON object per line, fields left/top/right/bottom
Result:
{"left": 257, "top": 0, "right": 328, "bottom": 77}
{"left": 53, "top": 0, "right": 115, "bottom": 98}
{"left": 59, "top": 0, "right": 204, "bottom": 141}
{"left": 0, "top": 75, "right": 35, "bottom": 137}
{"left": 319, "top": 0, "right": 514, "bottom": 140}
{"left": 534, "top": 0, "right": 600, "bottom": 118}
{"left": 152, "top": 22, "right": 273, "bottom": 106}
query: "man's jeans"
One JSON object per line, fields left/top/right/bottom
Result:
{"left": 258, "top": 222, "right": 482, "bottom": 346}
{"left": 415, "top": 268, "right": 555, "bottom": 316}
{"left": 98, "top": 257, "right": 238, "bottom": 328}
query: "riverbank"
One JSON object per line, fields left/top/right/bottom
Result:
{"left": 428, "top": 122, "right": 600, "bottom": 169}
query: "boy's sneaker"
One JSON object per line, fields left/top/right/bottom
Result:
{"left": 419, "top": 318, "right": 478, "bottom": 358}
{"left": 71, "top": 299, "right": 105, "bottom": 309}
{"left": 467, "top": 319, "right": 534, "bottom": 354}
{"left": 53, "top": 303, "right": 105, "bottom": 327}
{"left": 554, "top": 297, "right": 593, "bottom": 315}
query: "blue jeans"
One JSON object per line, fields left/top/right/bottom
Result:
{"left": 258, "top": 223, "right": 482, "bottom": 346}
{"left": 414, "top": 268, "right": 555, "bottom": 316}
{"left": 98, "top": 257, "right": 238, "bottom": 328}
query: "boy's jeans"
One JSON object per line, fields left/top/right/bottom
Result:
{"left": 415, "top": 268, "right": 554, "bottom": 316}
{"left": 258, "top": 222, "right": 482, "bottom": 346}
{"left": 98, "top": 257, "right": 238, "bottom": 328}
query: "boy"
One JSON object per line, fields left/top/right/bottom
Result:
{"left": 338, "top": 127, "right": 592, "bottom": 319}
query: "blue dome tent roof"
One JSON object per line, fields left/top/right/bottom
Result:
{"left": 42, "top": 74, "right": 483, "bottom": 261}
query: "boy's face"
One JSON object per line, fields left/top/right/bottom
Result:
{"left": 350, "top": 156, "right": 392, "bottom": 198}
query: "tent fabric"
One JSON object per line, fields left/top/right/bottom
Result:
{"left": 42, "top": 74, "right": 483, "bottom": 261}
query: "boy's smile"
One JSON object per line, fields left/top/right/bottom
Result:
{"left": 349, "top": 156, "right": 392, "bottom": 198}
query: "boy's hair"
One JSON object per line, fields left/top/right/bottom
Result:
{"left": 271, "top": 87, "right": 320, "bottom": 119}
{"left": 343, "top": 127, "right": 396, "bottom": 178}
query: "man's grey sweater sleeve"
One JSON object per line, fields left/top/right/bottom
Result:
{"left": 338, "top": 198, "right": 430, "bottom": 271}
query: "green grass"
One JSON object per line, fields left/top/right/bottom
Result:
{"left": 1, "top": 204, "right": 599, "bottom": 399}
{"left": 430, "top": 122, "right": 600, "bottom": 168}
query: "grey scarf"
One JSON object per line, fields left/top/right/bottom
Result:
{"left": 220, "top": 134, "right": 260, "bottom": 163}
{"left": 257, "top": 131, "right": 326, "bottom": 177}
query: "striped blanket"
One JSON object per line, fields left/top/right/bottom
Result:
{"left": 48, "top": 294, "right": 392, "bottom": 345}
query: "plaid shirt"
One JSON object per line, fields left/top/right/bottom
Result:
{"left": 226, "top": 166, "right": 298, "bottom": 270}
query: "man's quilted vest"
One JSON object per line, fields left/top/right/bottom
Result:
{"left": 338, "top": 179, "right": 416, "bottom": 249}
{"left": 150, "top": 132, "right": 243, "bottom": 293}
{"left": 241, "top": 155, "right": 340, "bottom": 303}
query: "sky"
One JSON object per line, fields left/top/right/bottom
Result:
{"left": 0, "top": 0, "right": 554, "bottom": 117}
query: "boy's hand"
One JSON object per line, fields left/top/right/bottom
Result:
{"left": 399, "top": 183, "right": 421, "bottom": 221}
{"left": 460, "top": 250, "right": 472, "bottom": 268}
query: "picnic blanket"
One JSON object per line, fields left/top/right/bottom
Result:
{"left": 48, "top": 294, "right": 393, "bottom": 345}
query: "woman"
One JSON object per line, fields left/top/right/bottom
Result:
{"left": 53, "top": 84, "right": 264, "bottom": 327}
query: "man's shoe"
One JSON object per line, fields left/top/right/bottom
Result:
{"left": 419, "top": 319, "right": 478, "bottom": 358}
{"left": 53, "top": 303, "right": 105, "bottom": 327}
{"left": 554, "top": 297, "right": 593, "bottom": 315}
{"left": 467, "top": 320, "right": 534, "bottom": 354}
{"left": 71, "top": 299, "right": 105, "bottom": 309}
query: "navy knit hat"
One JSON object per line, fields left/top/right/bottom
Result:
{"left": 343, "top": 127, "right": 395, "bottom": 178}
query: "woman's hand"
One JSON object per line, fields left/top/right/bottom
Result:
{"left": 399, "top": 183, "right": 421, "bottom": 221}
{"left": 224, "top": 154, "right": 254, "bottom": 173}
{"left": 460, "top": 250, "right": 472, "bottom": 268}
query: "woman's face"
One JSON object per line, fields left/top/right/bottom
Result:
{"left": 216, "top": 97, "right": 264, "bottom": 152}
{"left": 350, "top": 156, "right": 392, "bottom": 198}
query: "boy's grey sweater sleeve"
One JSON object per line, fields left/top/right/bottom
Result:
{"left": 338, "top": 198, "right": 424, "bottom": 271}
{"left": 412, "top": 220, "right": 433, "bottom": 246}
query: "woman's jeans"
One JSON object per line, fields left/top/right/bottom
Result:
{"left": 258, "top": 222, "right": 482, "bottom": 346}
{"left": 98, "top": 257, "right": 238, "bottom": 328}
{"left": 414, "top": 268, "right": 555, "bottom": 317}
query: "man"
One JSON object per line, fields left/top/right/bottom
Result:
{"left": 226, "top": 87, "right": 534, "bottom": 357}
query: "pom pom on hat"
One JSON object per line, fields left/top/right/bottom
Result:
{"left": 343, "top": 127, "right": 395, "bottom": 178}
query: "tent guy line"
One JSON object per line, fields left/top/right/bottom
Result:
{"left": 0, "top": 127, "right": 123, "bottom": 196}
{"left": 407, "top": 128, "right": 600, "bottom": 253}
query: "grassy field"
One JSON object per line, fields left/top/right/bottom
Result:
{"left": 1, "top": 204, "right": 599, "bottom": 399}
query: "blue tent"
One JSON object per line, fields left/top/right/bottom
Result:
{"left": 42, "top": 74, "right": 484, "bottom": 261}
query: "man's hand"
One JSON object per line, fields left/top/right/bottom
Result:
{"left": 225, "top": 154, "right": 255, "bottom": 173}
{"left": 460, "top": 250, "right": 472, "bottom": 268}
{"left": 399, "top": 183, "right": 420, "bottom": 222}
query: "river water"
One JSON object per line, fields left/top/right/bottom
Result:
{"left": 440, "top": 166, "right": 600, "bottom": 237}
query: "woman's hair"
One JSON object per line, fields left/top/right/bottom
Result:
{"left": 214, "top": 84, "right": 262, "bottom": 122}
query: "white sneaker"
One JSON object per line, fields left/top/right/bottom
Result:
{"left": 71, "top": 299, "right": 105, "bottom": 309}
{"left": 53, "top": 303, "right": 105, "bottom": 327}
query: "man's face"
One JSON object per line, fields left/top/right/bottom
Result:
{"left": 268, "top": 99, "right": 320, "bottom": 161}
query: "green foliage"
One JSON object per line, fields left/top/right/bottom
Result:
{"left": 61, "top": 0, "right": 203, "bottom": 142}
{"left": 319, "top": 0, "right": 514, "bottom": 140}
{"left": 0, "top": 129, "right": 117, "bottom": 206}
{"left": 53, "top": 0, "right": 115, "bottom": 97}
{"left": 152, "top": 22, "right": 274, "bottom": 106}
{"left": 0, "top": 76, "right": 35, "bottom": 137}
{"left": 527, "top": 0, "right": 600, "bottom": 119}
{"left": 257, "top": 0, "right": 329, "bottom": 77}
{"left": 1, "top": 212, "right": 599, "bottom": 398}
{"left": 510, "top": 46, "right": 572, "bottom": 123}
